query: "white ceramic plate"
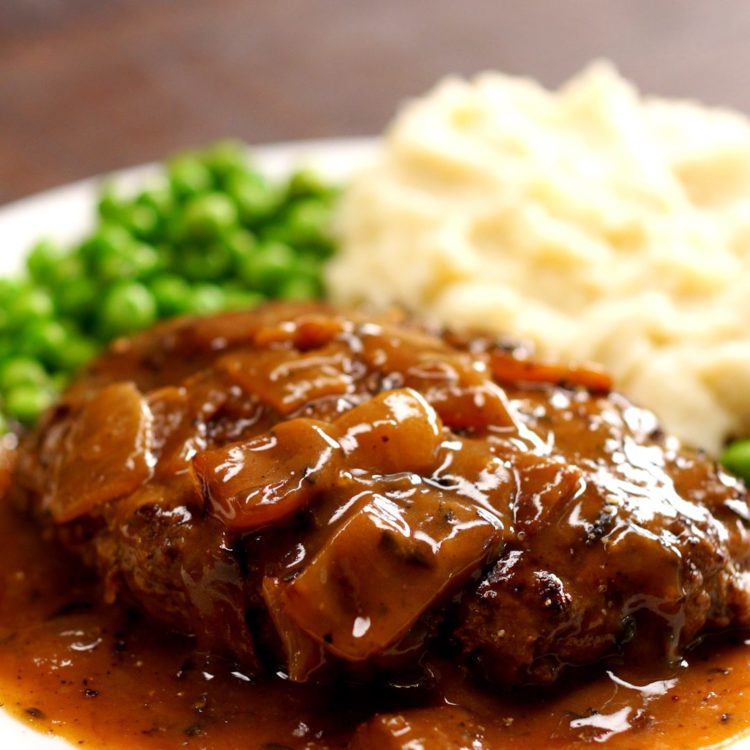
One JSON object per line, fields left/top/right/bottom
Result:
{"left": 1, "top": 137, "right": 749, "bottom": 750}
{"left": 0, "top": 137, "right": 376, "bottom": 749}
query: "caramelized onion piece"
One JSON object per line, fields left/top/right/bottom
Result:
{"left": 219, "top": 345, "right": 357, "bottom": 415}
{"left": 425, "top": 382, "right": 514, "bottom": 432}
{"left": 147, "top": 373, "right": 229, "bottom": 477}
{"left": 335, "top": 389, "right": 444, "bottom": 475}
{"left": 46, "top": 382, "right": 154, "bottom": 523}
{"left": 281, "top": 490, "right": 503, "bottom": 662}
{"left": 147, "top": 387, "right": 202, "bottom": 476}
{"left": 512, "top": 454, "right": 586, "bottom": 526}
{"left": 490, "top": 351, "right": 613, "bottom": 393}
{"left": 261, "top": 576, "right": 326, "bottom": 682}
{"left": 194, "top": 419, "right": 340, "bottom": 529}
{"left": 253, "top": 312, "right": 350, "bottom": 350}
{"left": 195, "top": 389, "right": 445, "bottom": 531}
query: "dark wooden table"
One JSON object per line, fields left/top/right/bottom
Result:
{"left": 2, "top": 0, "right": 749, "bottom": 205}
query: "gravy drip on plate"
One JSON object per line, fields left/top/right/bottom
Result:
{"left": 0, "top": 492, "right": 749, "bottom": 749}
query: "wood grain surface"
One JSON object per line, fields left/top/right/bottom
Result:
{"left": 1, "top": 1, "right": 748, "bottom": 204}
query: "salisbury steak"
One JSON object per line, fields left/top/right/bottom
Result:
{"left": 11, "top": 303, "right": 750, "bottom": 686}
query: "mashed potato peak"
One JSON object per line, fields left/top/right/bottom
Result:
{"left": 328, "top": 63, "right": 750, "bottom": 453}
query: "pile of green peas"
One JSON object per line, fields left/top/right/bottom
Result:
{"left": 0, "top": 141, "right": 339, "bottom": 433}
{"left": 4, "top": 139, "right": 750, "bottom": 490}
{"left": 721, "top": 440, "right": 750, "bottom": 485}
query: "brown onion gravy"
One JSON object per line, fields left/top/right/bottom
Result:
{"left": 1, "top": 488, "right": 750, "bottom": 749}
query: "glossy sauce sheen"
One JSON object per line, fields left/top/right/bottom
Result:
{"left": 4, "top": 304, "right": 750, "bottom": 748}
{"left": 1, "top": 496, "right": 750, "bottom": 749}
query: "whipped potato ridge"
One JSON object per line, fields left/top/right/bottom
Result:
{"left": 329, "top": 63, "right": 750, "bottom": 453}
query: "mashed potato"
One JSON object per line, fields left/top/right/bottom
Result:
{"left": 328, "top": 63, "right": 750, "bottom": 454}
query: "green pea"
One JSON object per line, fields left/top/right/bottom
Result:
{"left": 18, "top": 319, "right": 69, "bottom": 364}
{"left": 99, "top": 282, "right": 158, "bottom": 339}
{"left": 203, "top": 140, "right": 249, "bottom": 183}
{"left": 0, "top": 357, "right": 48, "bottom": 391}
{"left": 7, "top": 287, "right": 55, "bottom": 326}
{"left": 0, "top": 280, "right": 25, "bottom": 306}
{"left": 136, "top": 186, "right": 173, "bottom": 213}
{"left": 134, "top": 188, "right": 174, "bottom": 234}
{"left": 0, "top": 339, "right": 14, "bottom": 363}
{"left": 224, "top": 228, "right": 258, "bottom": 268}
{"left": 227, "top": 174, "right": 281, "bottom": 224}
{"left": 287, "top": 168, "right": 335, "bottom": 200}
{"left": 236, "top": 241, "right": 295, "bottom": 294}
{"left": 55, "top": 276, "right": 99, "bottom": 319}
{"left": 180, "top": 242, "right": 233, "bottom": 281}
{"left": 226, "top": 169, "right": 266, "bottom": 193}
{"left": 278, "top": 275, "right": 321, "bottom": 302}
{"left": 4, "top": 384, "right": 53, "bottom": 424}
{"left": 256, "top": 222, "right": 291, "bottom": 246}
{"left": 223, "top": 289, "right": 265, "bottom": 311}
{"left": 721, "top": 440, "right": 750, "bottom": 483}
{"left": 283, "top": 200, "right": 333, "bottom": 247}
{"left": 53, "top": 337, "right": 99, "bottom": 373}
{"left": 187, "top": 283, "right": 226, "bottom": 315}
{"left": 149, "top": 274, "right": 193, "bottom": 316}
{"left": 88, "top": 223, "right": 132, "bottom": 255}
{"left": 168, "top": 155, "right": 213, "bottom": 199}
{"left": 97, "top": 185, "right": 126, "bottom": 222}
{"left": 96, "top": 241, "right": 161, "bottom": 282}
{"left": 180, "top": 193, "right": 238, "bottom": 241}
{"left": 26, "top": 239, "right": 67, "bottom": 283}
{"left": 79, "top": 225, "right": 128, "bottom": 272}
{"left": 123, "top": 203, "right": 160, "bottom": 240}
{"left": 45, "top": 255, "right": 87, "bottom": 287}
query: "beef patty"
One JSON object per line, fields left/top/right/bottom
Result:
{"left": 11, "top": 303, "right": 750, "bottom": 687}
